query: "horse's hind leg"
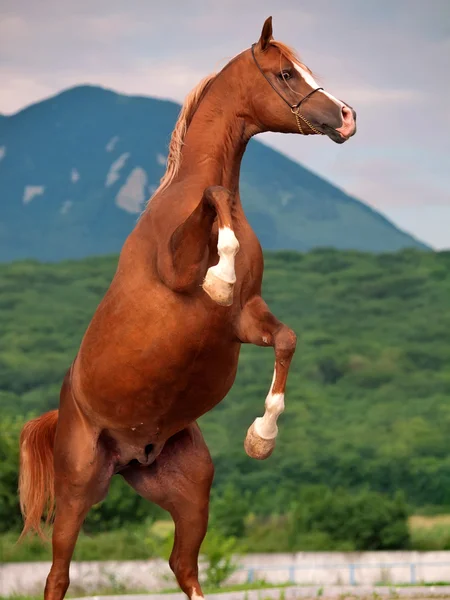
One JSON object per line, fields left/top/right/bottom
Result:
{"left": 160, "top": 186, "right": 239, "bottom": 306}
{"left": 236, "top": 295, "right": 297, "bottom": 460}
{"left": 121, "top": 423, "right": 214, "bottom": 599}
{"left": 44, "top": 394, "right": 112, "bottom": 600}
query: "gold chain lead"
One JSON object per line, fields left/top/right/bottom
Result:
{"left": 291, "top": 107, "right": 323, "bottom": 136}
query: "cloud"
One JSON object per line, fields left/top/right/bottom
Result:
{"left": 1, "top": 0, "right": 449, "bottom": 247}
{"left": 0, "top": 69, "right": 56, "bottom": 114}
{"left": 0, "top": 59, "right": 208, "bottom": 115}
{"left": 338, "top": 87, "right": 424, "bottom": 105}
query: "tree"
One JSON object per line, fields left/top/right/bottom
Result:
{"left": 209, "top": 484, "right": 250, "bottom": 538}
{"left": 289, "top": 486, "right": 410, "bottom": 551}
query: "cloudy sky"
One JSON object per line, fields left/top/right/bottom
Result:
{"left": 1, "top": 0, "right": 449, "bottom": 248}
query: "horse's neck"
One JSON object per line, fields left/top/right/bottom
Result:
{"left": 175, "top": 89, "right": 254, "bottom": 198}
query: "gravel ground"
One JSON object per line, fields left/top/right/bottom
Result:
{"left": 71, "top": 586, "right": 450, "bottom": 600}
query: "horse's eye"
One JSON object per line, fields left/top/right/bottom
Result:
{"left": 278, "top": 70, "right": 292, "bottom": 81}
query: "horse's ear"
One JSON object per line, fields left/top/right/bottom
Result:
{"left": 258, "top": 16, "right": 273, "bottom": 52}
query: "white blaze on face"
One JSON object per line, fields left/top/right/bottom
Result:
{"left": 292, "top": 62, "right": 344, "bottom": 110}
{"left": 208, "top": 226, "right": 239, "bottom": 284}
{"left": 254, "top": 366, "right": 285, "bottom": 440}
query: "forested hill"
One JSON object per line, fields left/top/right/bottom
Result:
{"left": 1, "top": 248, "right": 450, "bottom": 519}
{"left": 0, "top": 85, "right": 426, "bottom": 262}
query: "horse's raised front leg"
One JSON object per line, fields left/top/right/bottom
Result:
{"left": 201, "top": 188, "right": 240, "bottom": 307}
{"left": 161, "top": 186, "right": 239, "bottom": 306}
{"left": 121, "top": 423, "right": 214, "bottom": 600}
{"left": 236, "top": 295, "right": 297, "bottom": 460}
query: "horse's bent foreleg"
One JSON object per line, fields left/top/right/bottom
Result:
{"left": 201, "top": 187, "right": 239, "bottom": 306}
{"left": 44, "top": 398, "right": 112, "bottom": 600}
{"left": 236, "top": 295, "right": 297, "bottom": 460}
{"left": 121, "top": 423, "right": 214, "bottom": 600}
{"left": 167, "top": 190, "right": 216, "bottom": 291}
{"left": 161, "top": 186, "right": 239, "bottom": 305}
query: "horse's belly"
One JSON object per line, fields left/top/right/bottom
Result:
{"left": 74, "top": 307, "right": 241, "bottom": 438}
{"left": 161, "top": 341, "right": 241, "bottom": 423}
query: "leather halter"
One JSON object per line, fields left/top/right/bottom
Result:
{"left": 251, "top": 43, "right": 324, "bottom": 135}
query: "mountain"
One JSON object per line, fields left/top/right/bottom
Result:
{"left": 0, "top": 85, "right": 426, "bottom": 261}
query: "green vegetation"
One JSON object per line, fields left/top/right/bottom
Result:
{"left": 201, "top": 531, "right": 240, "bottom": 588}
{"left": 252, "top": 486, "right": 409, "bottom": 551}
{"left": 409, "top": 515, "right": 450, "bottom": 551}
{"left": 1, "top": 248, "right": 450, "bottom": 555}
{"left": 0, "top": 526, "right": 159, "bottom": 562}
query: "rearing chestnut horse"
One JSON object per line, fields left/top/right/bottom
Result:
{"left": 19, "top": 17, "right": 356, "bottom": 600}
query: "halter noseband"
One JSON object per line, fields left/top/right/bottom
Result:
{"left": 251, "top": 43, "right": 324, "bottom": 136}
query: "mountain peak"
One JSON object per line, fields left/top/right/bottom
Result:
{"left": 0, "top": 85, "right": 427, "bottom": 261}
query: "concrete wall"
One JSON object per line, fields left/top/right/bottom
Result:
{"left": 2, "top": 552, "right": 450, "bottom": 596}
{"left": 237, "top": 551, "right": 450, "bottom": 586}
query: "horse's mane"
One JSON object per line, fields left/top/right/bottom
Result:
{"left": 150, "top": 73, "right": 217, "bottom": 199}
{"left": 150, "top": 40, "right": 312, "bottom": 202}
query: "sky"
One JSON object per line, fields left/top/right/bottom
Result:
{"left": 1, "top": 0, "right": 449, "bottom": 248}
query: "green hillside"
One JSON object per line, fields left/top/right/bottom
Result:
{"left": 1, "top": 248, "right": 450, "bottom": 542}
{"left": 0, "top": 85, "right": 426, "bottom": 262}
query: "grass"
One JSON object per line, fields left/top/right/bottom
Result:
{"left": 409, "top": 515, "right": 450, "bottom": 529}
{"left": 0, "top": 528, "right": 153, "bottom": 562}
{"left": 408, "top": 514, "right": 450, "bottom": 551}
{"left": 3, "top": 514, "right": 450, "bottom": 563}
{"left": 0, "top": 597, "right": 40, "bottom": 600}
{"left": 395, "top": 582, "right": 450, "bottom": 587}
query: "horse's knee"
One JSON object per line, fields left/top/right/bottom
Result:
{"left": 204, "top": 185, "right": 232, "bottom": 205}
{"left": 169, "top": 554, "right": 197, "bottom": 578}
{"left": 45, "top": 569, "right": 70, "bottom": 600}
{"left": 275, "top": 327, "right": 297, "bottom": 358}
{"left": 169, "top": 556, "right": 200, "bottom": 597}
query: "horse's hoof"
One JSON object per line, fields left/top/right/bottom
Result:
{"left": 202, "top": 270, "right": 234, "bottom": 307}
{"left": 244, "top": 422, "right": 276, "bottom": 460}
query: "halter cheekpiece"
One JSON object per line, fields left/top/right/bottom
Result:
{"left": 251, "top": 43, "right": 324, "bottom": 136}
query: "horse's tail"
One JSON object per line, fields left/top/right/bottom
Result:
{"left": 19, "top": 410, "right": 58, "bottom": 539}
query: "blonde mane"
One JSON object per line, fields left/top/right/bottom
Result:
{"left": 150, "top": 73, "right": 217, "bottom": 200}
{"left": 149, "top": 40, "right": 312, "bottom": 204}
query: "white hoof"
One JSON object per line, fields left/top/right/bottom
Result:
{"left": 202, "top": 270, "right": 234, "bottom": 306}
{"left": 244, "top": 421, "right": 276, "bottom": 460}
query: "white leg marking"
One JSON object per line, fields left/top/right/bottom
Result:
{"left": 191, "top": 589, "right": 204, "bottom": 600}
{"left": 208, "top": 226, "right": 239, "bottom": 284}
{"left": 253, "top": 366, "right": 285, "bottom": 440}
{"left": 202, "top": 226, "right": 239, "bottom": 305}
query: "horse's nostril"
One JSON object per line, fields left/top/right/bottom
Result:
{"left": 341, "top": 105, "right": 352, "bottom": 122}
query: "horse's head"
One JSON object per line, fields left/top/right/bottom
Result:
{"left": 248, "top": 17, "right": 356, "bottom": 143}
